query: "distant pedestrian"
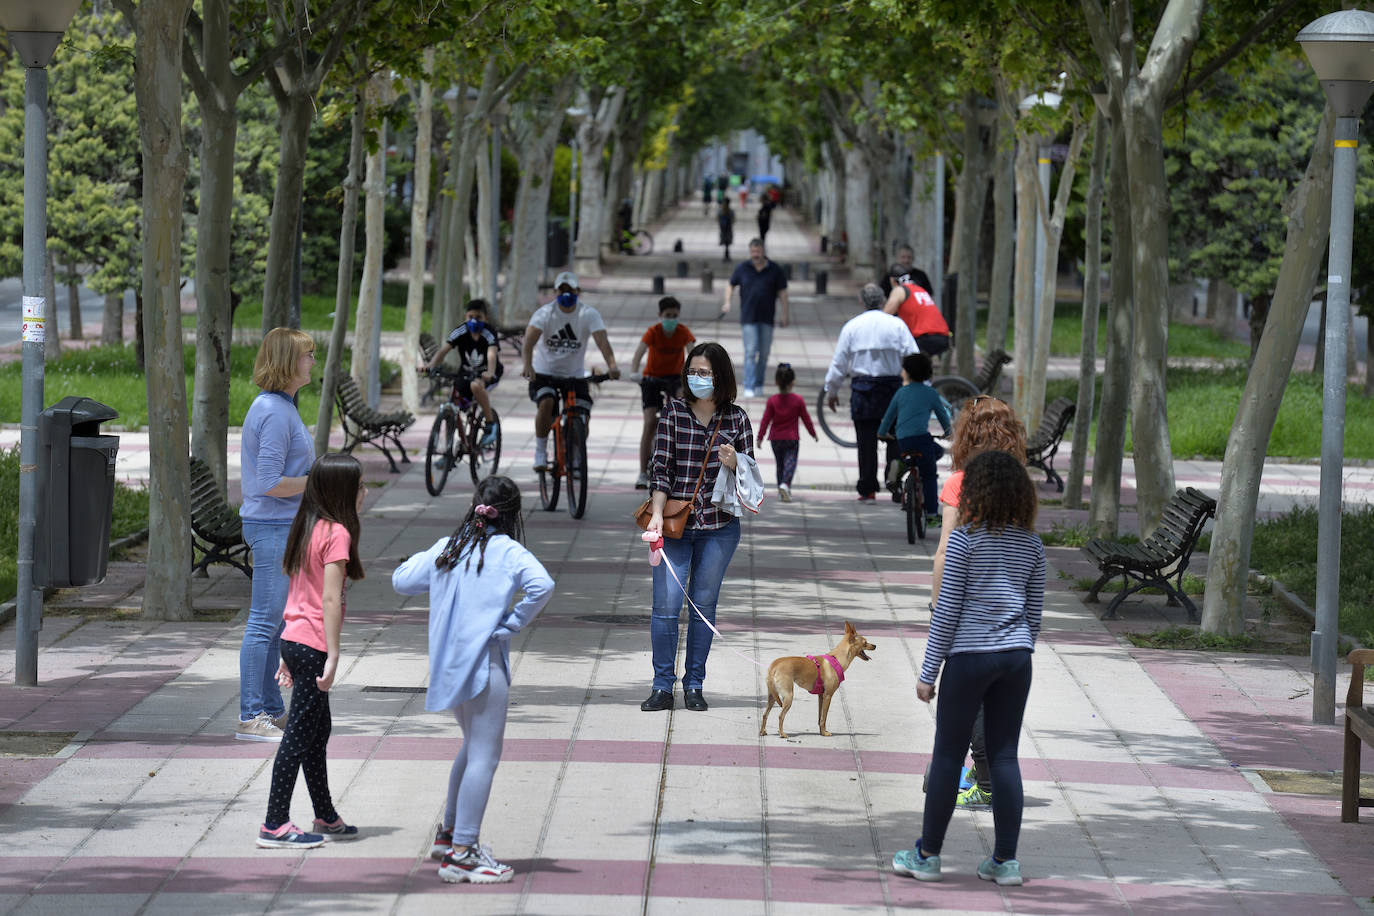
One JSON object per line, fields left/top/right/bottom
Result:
{"left": 757, "top": 196, "right": 774, "bottom": 245}
{"left": 757, "top": 362, "right": 816, "bottom": 502}
{"left": 718, "top": 199, "right": 735, "bottom": 262}
{"left": 238, "top": 327, "right": 316, "bottom": 743}
{"left": 393, "top": 476, "right": 555, "bottom": 884}
{"left": 722, "top": 238, "right": 790, "bottom": 398}
{"left": 256, "top": 453, "right": 366, "bottom": 850}
{"left": 884, "top": 263, "right": 950, "bottom": 356}
{"left": 738, "top": 183, "right": 748, "bottom": 210}
{"left": 892, "top": 449, "right": 1043, "bottom": 887}
{"left": 631, "top": 296, "right": 696, "bottom": 489}
{"left": 702, "top": 177, "right": 713, "bottom": 215}
{"left": 823, "top": 283, "right": 915, "bottom": 502}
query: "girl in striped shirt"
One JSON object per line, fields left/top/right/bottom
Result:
{"left": 893, "top": 449, "right": 1044, "bottom": 887}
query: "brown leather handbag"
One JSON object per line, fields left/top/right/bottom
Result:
{"left": 634, "top": 425, "right": 719, "bottom": 539}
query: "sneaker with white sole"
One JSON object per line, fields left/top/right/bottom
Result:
{"left": 312, "top": 817, "right": 359, "bottom": 839}
{"left": 479, "top": 420, "right": 499, "bottom": 448}
{"left": 892, "top": 843, "right": 942, "bottom": 881}
{"left": 256, "top": 822, "right": 325, "bottom": 849}
{"left": 977, "top": 856, "right": 1023, "bottom": 886}
{"left": 957, "top": 784, "right": 992, "bottom": 808}
{"left": 778, "top": 483, "right": 791, "bottom": 502}
{"left": 438, "top": 843, "right": 514, "bottom": 884}
{"left": 533, "top": 440, "right": 549, "bottom": 471}
{"left": 236, "top": 713, "right": 283, "bottom": 743}
{"left": 271, "top": 712, "right": 288, "bottom": 730}
{"left": 430, "top": 825, "right": 453, "bottom": 860}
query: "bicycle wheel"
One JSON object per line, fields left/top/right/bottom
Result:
{"left": 632, "top": 229, "right": 654, "bottom": 256}
{"left": 816, "top": 386, "right": 858, "bottom": 448}
{"left": 932, "top": 375, "right": 980, "bottom": 425}
{"left": 469, "top": 408, "right": 502, "bottom": 484}
{"left": 905, "top": 472, "right": 925, "bottom": 542}
{"left": 565, "top": 414, "right": 589, "bottom": 519}
{"left": 539, "top": 426, "right": 561, "bottom": 511}
{"left": 425, "top": 410, "right": 455, "bottom": 497}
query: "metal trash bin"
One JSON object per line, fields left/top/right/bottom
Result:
{"left": 35, "top": 396, "right": 120, "bottom": 588}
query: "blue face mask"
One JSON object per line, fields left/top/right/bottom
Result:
{"left": 556, "top": 291, "right": 578, "bottom": 310}
{"left": 661, "top": 318, "right": 678, "bottom": 335}
{"left": 465, "top": 318, "right": 485, "bottom": 335}
{"left": 687, "top": 375, "right": 714, "bottom": 398}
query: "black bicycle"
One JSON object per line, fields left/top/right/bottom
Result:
{"left": 818, "top": 374, "right": 978, "bottom": 448}
{"left": 538, "top": 373, "right": 613, "bottom": 518}
{"left": 423, "top": 368, "right": 501, "bottom": 496}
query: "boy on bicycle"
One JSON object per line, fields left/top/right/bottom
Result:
{"left": 426, "top": 298, "right": 502, "bottom": 447}
{"left": 630, "top": 296, "right": 695, "bottom": 489}
{"left": 878, "top": 353, "right": 952, "bottom": 525}
{"left": 521, "top": 271, "right": 620, "bottom": 471}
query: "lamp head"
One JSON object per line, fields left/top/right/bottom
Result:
{"left": 1298, "top": 9, "right": 1374, "bottom": 117}
{"left": 0, "top": 0, "right": 82, "bottom": 67}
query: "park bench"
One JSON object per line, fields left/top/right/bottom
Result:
{"left": 1081, "top": 487, "right": 1217, "bottom": 621}
{"left": 189, "top": 456, "right": 251, "bottom": 578}
{"left": 1344, "top": 648, "right": 1374, "bottom": 822}
{"left": 1026, "top": 396, "right": 1076, "bottom": 491}
{"left": 335, "top": 375, "right": 415, "bottom": 473}
{"left": 972, "top": 348, "right": 1013, "bottom": 395}
{"left": 419, "top": 332, "right": 442, "bottom": 405}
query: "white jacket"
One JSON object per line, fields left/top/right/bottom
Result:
{"left": 711, "top": 452, "right": 765, "bottom": 517}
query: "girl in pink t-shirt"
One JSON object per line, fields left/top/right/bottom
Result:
{"left": 757, "top": 363, "right": 817, "bottom": 502}
{"left": 256, "top": 453, "right": 367, "bottom": 850}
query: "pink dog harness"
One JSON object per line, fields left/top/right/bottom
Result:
{"left": 805, "top": 654, "right": 845, "bottom": 695}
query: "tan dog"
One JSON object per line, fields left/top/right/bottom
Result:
{"left": 759, "top": 620, "right": 876, "bottom": 738}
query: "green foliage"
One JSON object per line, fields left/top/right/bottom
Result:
{"left": 1038, "top": 521, "right": 1092, "bottom": 547}
{"left": 229, "top": 281, "right": 433, "bottom": 334}
{"left": 1125, "top": 626, "right": 1258, "bottom": 652}
{"left": 1046, "top": 301, "right": 1250, "bottom": 360}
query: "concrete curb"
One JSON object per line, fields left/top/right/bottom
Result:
{"left": 1249, "top": 569, "right": 1366, "bottom": 653}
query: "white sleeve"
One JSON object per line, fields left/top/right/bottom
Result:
{"left": 823, "top": 325, "right": 853, "bottom": 396}
{"left": 584, "top": 307, "right": 606, "bottom": 335}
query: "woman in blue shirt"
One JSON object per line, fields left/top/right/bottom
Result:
{"left": 237, "top": 328, "right": 316, "bottom": 742}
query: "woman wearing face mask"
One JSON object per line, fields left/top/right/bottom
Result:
{"left": 630, "top": 296, "right": 696, "bottom": 490}
{"left": 640, "top": 342, "right": 755, "bottom": 713}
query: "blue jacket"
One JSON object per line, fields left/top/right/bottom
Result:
{"left": 878, "top": 382, "right": 952, "bottom": 441}
{"left": 240, "top": 391, "right": 314, "bottom": 523}
{"left": 392, "top": 534, "right": 555, "bottom": 710}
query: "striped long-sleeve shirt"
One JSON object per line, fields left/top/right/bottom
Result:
{"left": 919, "top": 524, "right": 1045, "bottom": 685}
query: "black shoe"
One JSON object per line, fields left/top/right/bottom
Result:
{"left": 684, "top": 689, "right": 708, "bottom": 711}
{"left": 640, "top": 689, "right": 674, "bottom": 712}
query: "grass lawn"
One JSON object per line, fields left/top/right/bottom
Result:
{"left": 1043, "top": 301, "right": 1251, "bottom": 361}
{"left": 227, "top": 281, "right": 435, "bottom": 334}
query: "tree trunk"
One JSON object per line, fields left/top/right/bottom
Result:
{"left": 102, "top": 291, "right": 123, "bottom": 346}
{"left": 315, "top": 87, "right": 366, "bottom": 457}
{"left": 43, "top": 249, "right": 61, "bottom": 361}
{"left": 573, "top": 86, "right": 626, "bottom": 275}
{"left": 1010, "top": 135, "right": 1037, "bottom": 420}
{"left": 191, "top": 101, "right": 237, "bottom": 495}
{"left": 66, "top": 261, "right": 82, "bottom": 339}
{"left": 907, "top": 153, "right": 941, "bottom": 282}
{"left": 954, "top": 94, "right": 992, "bottom": 379}
{"left": 506, "top": 76, "right": 575, "bottom": 326}
{"left": 260, "top": 93, "right": 313, "bottom": 334}
{"left": 401, "top": 51, "right": 434, "bottom": 416}
{"left": 1066, "top": 111, "right": 1108, "bottom": 509}
{"left": 1203, "top": 108, "right": 1335, "bottom": 634}
{"left": 431, "top": 194, "right": 451, "bottom": 340}
{"left": 351, "top": 106, "right": 386, "bottom": 405}
{"left": 841, "top": 143, "right": 874, "bottom": 277}
{"left": 986, "top": 104, "right": 1015, "bottom": 353}
{"left": 130, "top": 0, "right": 194, "bottom": 620}
{"left": 1089, "top": 110, "right": 1134, "bottom": 538}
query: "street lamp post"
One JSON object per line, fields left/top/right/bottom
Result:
{"left": 3, "top": 0, "right": 82, "bottom": 687}
{"left": 566, "top": 107, "right": 588, "bottom": 253}
{"left": 1297, "top": 9, "right": 1374, "bottom": 724}
{"left": 1017, "top": 90, "right": 1062, "bottom": 357}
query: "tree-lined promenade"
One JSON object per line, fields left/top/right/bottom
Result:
{"left": 3, "top": 0, "right": 1373, "bottom": 649}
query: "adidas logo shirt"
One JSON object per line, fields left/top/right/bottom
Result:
{"left": 529, "top": 300, "right": 607, "bottom": 377}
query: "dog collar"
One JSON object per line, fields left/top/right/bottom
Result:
{"left": 805, "top": 654, "right": 845, "bottom": 695}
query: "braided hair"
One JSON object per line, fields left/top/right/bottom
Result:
{"left": 436, "top": 476, "right": 524, "bottom": 574}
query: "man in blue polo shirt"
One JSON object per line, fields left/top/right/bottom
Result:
{"left": 721, "top": 238, "right": 789, "bottom": 398}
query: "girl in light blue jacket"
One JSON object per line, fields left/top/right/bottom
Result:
{"left": 392, "top": 476, "right": 554, "bottom": 885}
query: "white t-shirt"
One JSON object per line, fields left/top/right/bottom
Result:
{"left": 529, "top": 300, "right": 606, "bottom": 376}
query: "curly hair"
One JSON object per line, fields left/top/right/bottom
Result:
{"left": 949, "top": 396, "right": 1026, "bottom": 470}
{"left": 437, "top": 476, "right": 525, "bottom": 574}
{"left": 958, "top": 450, "right": 1037, "bottom": 532}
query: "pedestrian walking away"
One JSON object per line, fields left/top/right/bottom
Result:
{"left": 718, "top": 198, "right": 735, "bottom": 262}
{"left": 392, "top": 476, "right": 555, "bottom": 884}
{"left": 640, "top": 342, "right": 755, "bottom": 714}
{"left": 256, "top": 453, "right": 367, "bottom": 850}
{"left": 757, "top": 362, "right": 817, "bottom": 502}
{"left": 721, "top": 239, "right": 790, "bottom": 397}
{"left": 631, "top": 296, "right": 696, "bottom": 490}
{"left": 823, "top": 284, "right": 915, "bottom": 501}
{"left": 893, "top": 450, "right": 1043, "bottom": 886}
{"left": 238, "top": 327, "right": 316, "bottom": 742}
{"left": 757, "top": 195, "right": 774, "bottom": 245}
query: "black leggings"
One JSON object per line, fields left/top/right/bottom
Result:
{"left": 265, "top": 640, "right": 339, "bottom": 829}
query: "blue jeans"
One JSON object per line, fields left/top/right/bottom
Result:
{"left": 650, "top": 519, "right": 741, "bottom": 691}
{"left": 240, "top": 520, "right": 292, "bottom": 722}
{"left": 920, "top": 649, "right": 1033, "bottom": 861}
{"left": 740, "top": 322, "right": 775, "bottom": 391}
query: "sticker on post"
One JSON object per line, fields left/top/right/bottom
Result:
{"left": 23, "top": 317, "right": 45, "bottom": 343}
{"left": 1328, "top": 275, "right": 1343, "bottom": 287}
{"left": 22, "top": 295, "right": 44, "bottom": 319}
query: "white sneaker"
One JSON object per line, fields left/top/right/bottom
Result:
{"left": 778, "top": 483, "right": 791, "bottom": 502}
{"left": 743, "top": 388, "right": 757, "bottom": 398}
{"left": 533, "top": 440, "right": 548, "bottom": 471}
{"left": 236, "top": 713, "right": 284, "bottom": 742}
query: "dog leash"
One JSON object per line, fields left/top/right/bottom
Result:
{"left": 654, "top": 544, "right": 768, "bottom": 670}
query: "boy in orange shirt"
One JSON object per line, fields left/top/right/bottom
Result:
{"left": 631, "top": 296, "right": 695, "bottom": 488}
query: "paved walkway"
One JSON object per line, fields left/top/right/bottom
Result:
{"left": 2, "top": 200, "right": 1372, "bottom": 915}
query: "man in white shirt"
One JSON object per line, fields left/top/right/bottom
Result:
{"left": 824, "top": 283, "right": 917, "bottom": 502}
{"left": 521, "top": 271, "right": 621, "bottom": 470}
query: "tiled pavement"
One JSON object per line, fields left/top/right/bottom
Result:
{"left": 2, "top": 201, "right": 1372, "bottom": 914}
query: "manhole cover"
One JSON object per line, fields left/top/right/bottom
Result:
{"left": 0, "top": 731, "right": 77, "bottom": 757}
{"left": 575, "top": 614, "right": 653, "bottom": 626}
{"left": 1256, "top": 768, "right": 1374, "bottom": 796}
{"left": 361, "top": 686, "right": 426, "bottom": 694}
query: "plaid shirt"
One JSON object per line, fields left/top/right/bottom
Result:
{"left": 649, "top": 398, "right": 755, "bottom": 531}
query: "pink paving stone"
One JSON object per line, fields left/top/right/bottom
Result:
{"left": 1115, "top": 881, "right": 1363, "bottom": 914}
{"left": 768, "top": 865, "right": 889, "bottom": 907}
{"left": 1264, "top": 793, "right": 1374, "bottom": 898}
{"left": 0, "top": 857, "right": 62, "bottom": 893}
{"left": 668, "top": 743, "right": 762, "bottom": 768}
{"left": 372, "top": 735, "right": 462, "bottom": 760}
{"left": 763, "top": 744, "right": 859, "bottom": 771}
{"left": 650, "top": 863, "right": 765, "bottom": 901}
{"left": 1140, "top": 762, "right": 1252, "bottom": 791}
{"left": 35, "top": 856, "right": 180, "bottom": 895}
{"left": 570, "top": 738, "right": 664, "bottom": 765}
{"left": 164, "top": 857, "right": 298, "bottom": 893}
{"left": 0, "top": 759, "right": 62, "bottom": 807}
{"left": 521, "top": 857, "right": 647, "bottom": 897}
{"left": 886, "top": 875, "right": 1019, "bottom": 912}
{"left": 287, "top": 856, "right": 428, "bottom": 895}
{"left": 859, "top": 749, "right": 926, "bottom": 774}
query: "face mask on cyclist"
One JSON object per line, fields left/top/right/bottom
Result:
{"left": 556, "top": 291, "right": 578, "bottom": 310}
{"left": 660, "top": 318, "right": 678, "bottom": 335}
{"left": 465, "top": 318, "right": 485, "bottom": 335}
{"left": 687, "top": 375, "right": 714, "bottom": 398}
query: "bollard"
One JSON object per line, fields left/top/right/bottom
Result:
{"left": 782, "top": 262, "right": 793, "bottom": 280}
{"left": 800, "top": 261, "right": 810, "bottom": 280}
{"left": 675, "top": 260, "right": 688, "bottom": 278}
{"left": 701, "top": 267, "right": 713, "bottom": 293}
{"left": 815, "top": 270, "right": 828, "bottom": 295}
{"left": 652, "top": 275, "right": 665, "bottom": 294}
{"left": 820, "top": 236, "right": 829, "bottom": 253}
{"left": 673, "top": 239, "right": 684, "bottom": 253}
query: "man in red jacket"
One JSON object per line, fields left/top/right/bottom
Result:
{"left": 883, "top": 263, "right": 950, "bottom": 356}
